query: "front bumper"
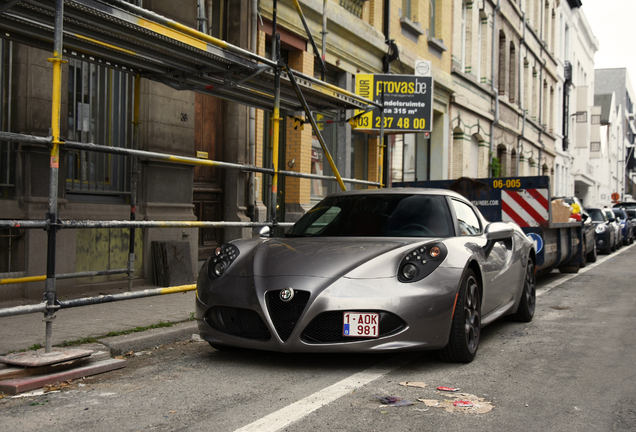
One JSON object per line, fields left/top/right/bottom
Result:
{"left": 195, "top": 269, "right": 463, "bottom": 353}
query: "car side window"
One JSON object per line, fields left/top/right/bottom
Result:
{"left": 301, "top": 206, "right": 342, "bottom": 235}
{"left": 451, "top": 199, "right": 482, "bottom": 235}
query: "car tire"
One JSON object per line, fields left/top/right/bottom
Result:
{"left": 579, "top": 241, "right": 587, "bottom": 268}
{"left": 559, "top": 264, "right": 579, "bottom": 274}
{"left": 438, "top": 269, "right": 480, "bottom": 363}
{"left": 509, "top": 259, "right": 536, "bottom": 323}
{"left": 587, "top": 242, "right": 597, "bottom": 263}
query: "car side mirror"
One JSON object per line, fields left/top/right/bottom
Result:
{"left": 483, "top": 222, "right": 514, "bottom": 258}
{"left": 252, "top": 226, "right": 271, "bottom": 238}
{"left": 581, "top": 214, "right": 588, "bottom": 222}
{"left": 608, "top": 217, "right": 616, "bottom": 223}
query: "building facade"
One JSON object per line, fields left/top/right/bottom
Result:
{"left": 554, "top": 1, "right": 598, "bottom": 206}
{"left": 254, "top": 0, "right": 454, "bottom": 223}
{"left": 0, "top": 0, "right": 454, "bottom": 301}
{"left": 594, "top": 68, "right": 636, "bottom": 205}
{"left": 450, "top": 0, "right": 560, "bottom": 183}
{"left": 0, "top": 0, "right": 256, "bottom": 300}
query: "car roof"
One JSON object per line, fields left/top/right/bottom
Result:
{"left": 613, "top": 202, "right": 636, "bottom": 208}
{"left": 328, "top": 187, "right": 468, "bottom": 201}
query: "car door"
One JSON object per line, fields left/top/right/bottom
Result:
{"left": 580, "top": 208, "right": 595, "bottom": 252}
{"left": 450, "top": 199, "right": 514, "bottom": 316}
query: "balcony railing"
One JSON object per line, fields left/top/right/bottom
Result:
{"left": 340, "top": 0, "right": 365, "bottom": 18}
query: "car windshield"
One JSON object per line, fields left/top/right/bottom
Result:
{"left": 603, "top": 210, "right": 614, "bottom": 220}
{"left": 288, "top": 194, "right": 453, "bottom": 238}
{"left": 587, "top": 209, "right": 605, "bottom": 222}
{"left": 626, "top": 210, "right": 636, "bottom": 219}
{"left": 612, "top": 209, "right": 625, "bottom": 220}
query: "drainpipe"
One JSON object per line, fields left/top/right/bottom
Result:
{"left": 382, "top": 0, "right": 391, "bottom": 187}
{"left": 490, "top": 0, "right": 501, "bottom": 176}
{"left": 196, "top": 0, "right": 207, "bottom": 33}
{"left": 322, "top": 0, "right": 327, "bottom": 81}
{"left": 247, "top": 0, "right": 257, "bottom": 220}
{"left": 516, "top": 6, "right": 526, "bottom": 175}
{"left": 537, "top": 0, "right": 546, "bottom": 176}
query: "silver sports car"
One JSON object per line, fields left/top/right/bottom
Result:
{"left": 195, "top": 188, "right": 536, "bottom": 363}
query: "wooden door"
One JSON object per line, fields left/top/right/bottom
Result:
{"left": 194, "top": 93, "right": 224, "bottom": 260}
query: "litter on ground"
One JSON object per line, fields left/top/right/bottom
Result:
{"left": 374, "top": 395, "right": 415, "bottom": 407}
{"left": 418, "top": 393, "right": 495, "bottom": 414}
{"left": 399, "top": 381, "right": 427, "bottom": 389}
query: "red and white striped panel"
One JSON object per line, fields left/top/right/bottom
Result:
{"left": 501, "top": 189, "right": 549, "bottom": 227}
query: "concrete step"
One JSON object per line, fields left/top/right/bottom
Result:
{"left": 0, "top": 350, "right": 110, "bottom": 381}
{"left": 0, "top": 358, "right": 127, "bottom": 395}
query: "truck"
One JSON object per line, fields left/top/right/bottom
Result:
{"left": 393, "top": 176, "right": 588, "bottom": 275}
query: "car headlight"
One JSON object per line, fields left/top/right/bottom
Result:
{"left": 595, "top": 224, "right": 606, "bottom": 234}
{"left": 207, "top": 243, "right": 240, "bottom": 280}
{"left": 398, "top": 243, "right": 447, "bottom": 283}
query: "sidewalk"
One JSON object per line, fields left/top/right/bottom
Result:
{"left": 0, "top": 287, "right": 197, "bottom": 355}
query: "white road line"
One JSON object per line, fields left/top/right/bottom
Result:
{"left": 233, "top": 353, "right": 418, "bottom": 432}
{"left": 536, "top": 242, "right": 634, "bottom": 297}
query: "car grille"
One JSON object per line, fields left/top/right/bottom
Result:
{"left": 302, "top": 311, "right": 407, "bottom": 343}
{"left": 265, "top": 290, "right": 311, "bottom": 342}
{"left": 206, "top": 306, "right": 271, "bottom": 340}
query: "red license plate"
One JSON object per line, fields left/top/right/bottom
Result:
{"left": 343, "top": 312, "right": 379, "bottom": 337}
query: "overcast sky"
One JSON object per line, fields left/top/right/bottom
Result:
{"left": 579, "top": 0, "right": 636, "bottom": 84}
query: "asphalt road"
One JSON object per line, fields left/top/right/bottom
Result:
{"left": 2, "top": 245, "right": 636, "bottom": 431}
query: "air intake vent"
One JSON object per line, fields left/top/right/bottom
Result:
{"left": 266, "top": 290, "right": 311, "bottom": 342}
{"left": 206, "top": 307, "right": 271, "bottom": 340}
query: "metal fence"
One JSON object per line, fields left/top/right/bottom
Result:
{"left": 0, "top": 0, "right": 384, "bottom": 354}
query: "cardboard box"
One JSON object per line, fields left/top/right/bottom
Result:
{"left": 551, "top": 199, "right": 572, "bottom": 223}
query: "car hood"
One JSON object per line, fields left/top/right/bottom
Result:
{"left": 230, "top": 237, "right": 413, "bottom": 279}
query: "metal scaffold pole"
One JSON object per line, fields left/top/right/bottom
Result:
{"left": 270, "top": 0, "right": 280, "bottom": 224}
{"left": 271, "top": 33, "right": 282, "bottom": 223}
{"left": 128, "top": 74, "right": 141, "bottom": 292}
{"left": 285, "top": 66, "right": 346, "bottom": 192}
{"left": 43, "top": 0, "right": 66, "bottom": 354}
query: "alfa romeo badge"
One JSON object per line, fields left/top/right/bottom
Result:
{"left": 280, "top": 287, "right": 295, "bottom": 302}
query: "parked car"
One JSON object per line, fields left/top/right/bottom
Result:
{"left": 196, "top": 189, "right": 537, "bottom": 363}
{"left": 554, "top": 197, "right": 597, "bottom": 264}
{"left": 603, "top": 208, "right": 622, "bottom": 251}
{"left": 613, "top": 201, "right": 636, "bottom": 210}
{"left": 625, "top": 209, "right": 636, "bottom": 222}
{"left": 612, "top": 208, "right": 634, "bottom": 245}
{"left": 586, "top": 207, "right": 615, "bottom": 254}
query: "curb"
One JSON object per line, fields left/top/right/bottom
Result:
{"left": 99, "top": 321, "right": 199, "bottom": 356}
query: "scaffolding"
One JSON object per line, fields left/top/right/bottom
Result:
{"left": 0, "top": 0, "right": 384, "bottom": 352}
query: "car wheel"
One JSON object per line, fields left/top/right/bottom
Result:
{"left": 559, "top": 264, "right": 579, "bottom": 274}
{"left": 509, "top": 259, "right": 536, "bottom": 322}
{"left": 587, "top": 242, "right": 597, "bottom": 263}
{"left": 579, "top": 241, "right": 587, "bottom": 268}
{"left": 438, "top": 269, "right": 480, "bottom": 363}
